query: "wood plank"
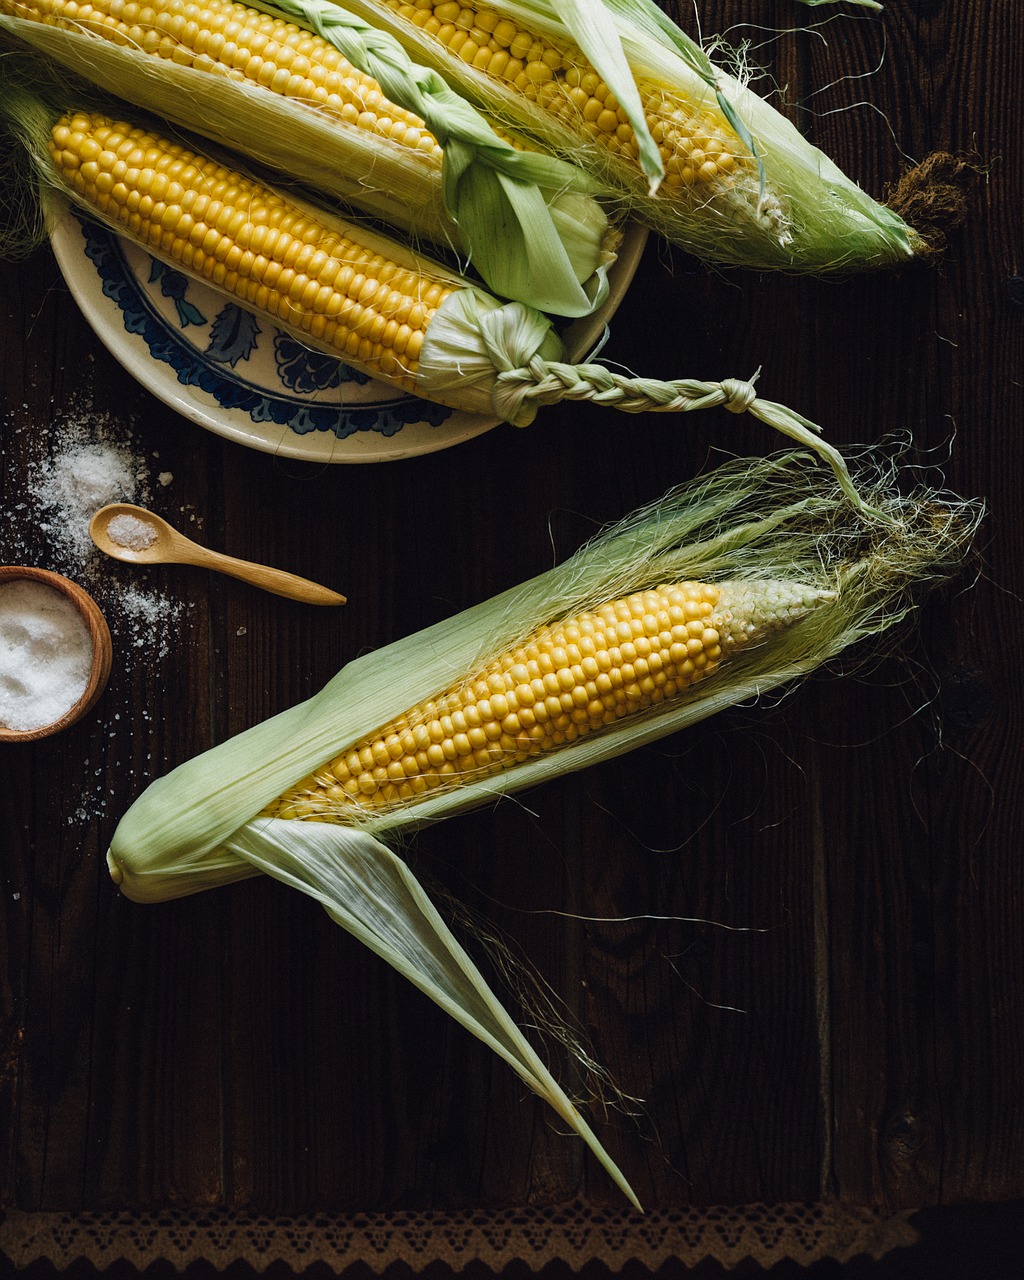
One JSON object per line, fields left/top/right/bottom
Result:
{"left": 796, "top": 0, "right": 1024, "bottom": 1210}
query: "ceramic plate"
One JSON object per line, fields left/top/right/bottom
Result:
{"left": 50, "top": 212, "right": 646, "bottom": 464}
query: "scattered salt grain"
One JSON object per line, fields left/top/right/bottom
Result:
{"left": 106, "top": 513, "right": 157, "bottom": 552}
{"left": 1, "top": 409, "right": 189, "bottom": 814}
{"left": 0, "top": 579, "right": 93, "bottom": 732}
{"left": 116, "top": 585, "right": 180, "bottom": 658}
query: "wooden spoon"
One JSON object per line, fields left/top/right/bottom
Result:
{"left": 89, "top": 504, "right": 346, "bottom": 605}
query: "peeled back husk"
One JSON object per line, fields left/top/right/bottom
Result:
{"left": 325, "top": 0, "right": 925, "bottom": 271}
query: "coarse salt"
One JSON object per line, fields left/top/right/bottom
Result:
{"left": 0, "top": 579, "right": 94, "bottom": 732}
{"left": 106, "top": 513, "right": 158, "bottom": 552}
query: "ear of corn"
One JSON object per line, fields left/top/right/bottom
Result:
{"left": 265, "top": 578, "right": 829, "bottom": 820}
{"left": 0, "top": 4, "right": 618, "bottom": 317}
{"left": 104, "top": 444, "right": 984, "bottom": 893}
{"left": 317, "top": 0, "right": 923, "bottom": 271}
{"left": 43, "top": 105, "right": 466, "bottom": 391}
{"left": 0, "top": 74, "right": 871, "bottom": 505}
{"left": 0, "top": 6, "right": 454, "bottom": 246}
{"left": 103, "top": 448, "right": 981, "bottom": 1204}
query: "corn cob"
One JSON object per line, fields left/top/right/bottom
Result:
{"left": 319, "top": 0, "right": 924, "bottom": 271}
{"left": 0, "top": 3, "right": 617, "bottom": 316}
{"left": 268, "top": 578, "right": 825, "bottom": 819}
{"left": 1, "top": 83, "right": 866, "bottom": 501}
{"left": 372, "top": 0, "right": 778, "bottom": 221}
{"left": 0, "top": 0, "right": 448, "bottom": 230}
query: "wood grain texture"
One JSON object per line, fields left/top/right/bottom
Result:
{"left": 1, "top": 0, "right": 1022, "bottom": 1244}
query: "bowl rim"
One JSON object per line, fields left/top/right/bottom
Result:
{"left": 0, "top": 566, "right": 113, "bottom": 743}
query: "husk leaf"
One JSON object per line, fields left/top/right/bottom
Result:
{"left": 798, "top": 2, "right": 882, "bottom": 9}
{"left": 226, "top": 819, "right": 642, "bottom": 1207}
{"left": 529, "top": 0, "right": 663, "bottom": 191}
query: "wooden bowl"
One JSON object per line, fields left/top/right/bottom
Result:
{"left": 0, "top": 566, "right": 113, "bottom": 743}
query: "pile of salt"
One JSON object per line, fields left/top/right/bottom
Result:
{"left": 0, "top": 579, "right": 94, "bottom": 732}
{"left": 31, "top": 438, "right": 145, "bottom": 567}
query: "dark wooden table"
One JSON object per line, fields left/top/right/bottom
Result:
{"left": 1, "top": 1, "right": 1022, "bottom": 1274}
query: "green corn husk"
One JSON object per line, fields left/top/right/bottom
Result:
{"left": 0, "top": 5, "right": 617, "bottom": 317}
{"left": 0, "top": 68, "right": 866, "bottom": 503}
{"left": 325, "top": 0, "right": 925, "bottom": 271}
{"left": 106, "top": 445, "right": 983, "bottom": 1206}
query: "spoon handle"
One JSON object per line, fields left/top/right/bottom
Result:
{"left": 181, "top": 546, "right": 346, "bottom": 605}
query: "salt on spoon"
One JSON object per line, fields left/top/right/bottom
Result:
{"left": 89, "top": 505, "right": 347, "bottom": 606}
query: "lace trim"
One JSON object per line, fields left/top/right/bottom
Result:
{"left": 0, "top": 1201, "right": 918, "bottom": 1271}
